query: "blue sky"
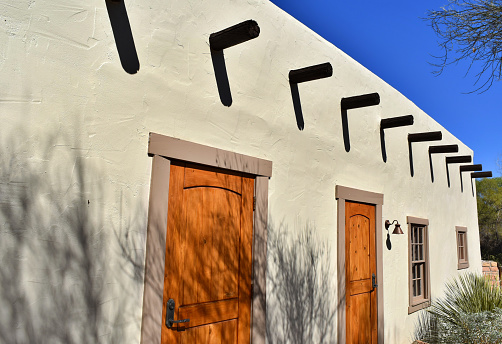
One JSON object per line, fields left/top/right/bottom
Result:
{"left": 270, "top": 0, "right": 501, "bottom": 177}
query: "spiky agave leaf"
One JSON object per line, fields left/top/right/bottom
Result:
{"left": 428, "top": 273, "right": 502, "bottom": 326}
{"left": 414, "top": 273, "right": 502, "bottom": 344}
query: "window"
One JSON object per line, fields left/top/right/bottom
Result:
{"left": 408, "top": 216, "right": 430, "bottom": 314}
{"left": 456, "top": 226, "right": 469, "bottom": 269}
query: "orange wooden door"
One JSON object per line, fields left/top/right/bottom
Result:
{"left": 345, "top": 201, "right": 378, "bottom": 344}
{"left": 160, "top": 162, "right": 254, "bottom": 343}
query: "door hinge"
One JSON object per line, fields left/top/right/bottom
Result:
{"left": 253, "top": 196, "right": 256, "bottom": 211}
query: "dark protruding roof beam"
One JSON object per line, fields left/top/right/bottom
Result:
{"left": 460, "top": 164, "right": 483, "bottom": 192}
{"left": 408, "top": 131, "right": 442, "bottom": 143}
{"left": 446, "top": 155, "right": 472, "bottom": 164}
{"left": 471, "top": 171, "right": 493, "bottom": 178}
{"left": 380, "top": 115, "right": 414, "bottom": 130}
{"left": 380, "top": 115, "right": 414, "bottom": 162}
{"left": 209, "top": 20, "right": 260, "bottom": 51}
{"left": 289, "top": 63, "right": 333, "bottom": 84}
{"left": 429, "top": 144, "right": 459, "bottom": 154}
{"left": 460, "top": 164, "right": 483, "bottom": 172}
{"left": 428, "top": 144, "right": 459, "bottom": 182}
{"left": 470, "top": 171, "right": 492, "bottom": 196}
{"left": 341, "top": 92, "right": 380, "bottom": 152}
{"left": 341, "top": 93, "right": 380, "bottom": 110}
{"left": 289, "top": 62, "right": 333, "bottom": 131}
{"left": 445, "top": 155, "right": 472, "bottom": 187}
{"left": 407, "top": 131, "right": 442, "bottom": 177}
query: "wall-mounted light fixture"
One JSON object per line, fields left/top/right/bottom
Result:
{"left": 385, "top": 220, "right": 403, "bottom": 234}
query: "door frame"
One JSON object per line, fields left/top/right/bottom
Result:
{"left": 336, "top": 185, "right": 384, "bottom": 344}
{"left": 140, "top": 133, "right": 272, "bottom": 344}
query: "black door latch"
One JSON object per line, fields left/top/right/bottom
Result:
{"left": 372, "top": 273, "right": 378, "bottom": 289}
{"left": 166, "top": 299, "right": 190, "bottom": 329}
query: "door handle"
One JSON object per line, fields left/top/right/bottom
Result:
{"left": 372, "top": 273, "right": 378, "bottom": 290}
{"left": 166, "top": 298, "right": 190, "bottom": 329}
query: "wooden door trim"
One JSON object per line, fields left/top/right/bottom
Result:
{"left": 141, "top": 133, "right": 271, "bottom": 344}
{"left": 336, "top": 185, "right": 384, "bottom": 344}
{"left": 148, "top": 132, "right": 273, "bottom": 178}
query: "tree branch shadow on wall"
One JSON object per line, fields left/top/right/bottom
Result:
{"left": 0, "top": 133, "right": 145, "bottom": 344}
{"left": 267, "top": 221, "right": 335, "bottom": 344}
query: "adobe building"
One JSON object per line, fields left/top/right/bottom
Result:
{"left": 0, "top": 0, "right": 483, "bottom": 343}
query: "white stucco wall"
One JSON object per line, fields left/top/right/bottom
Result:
{"left": 0, "top": 0, "right": 481, "bottom": 343}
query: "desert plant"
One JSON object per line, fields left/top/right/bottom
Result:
{"left": 430, "top": 272, "right": 502, "bottom": 325}
{"left": 416, "top": 309, "right": 502, "bottom": 344}
{"left": 414, "top": 273, "right": 502, "bottom": 344}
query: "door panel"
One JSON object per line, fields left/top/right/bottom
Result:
{"left": 180, "top": 319, "right": 238, "bottom": 344}
{"left": 348, "top": 214, "right": 371, "bottom": 282}
{"left": 351, "top": 293, "right": 372, "bottom": 342}
{"left": 182, "top": 187, "right": 240, "bottom": 305}
{"left": 178, "top": 299, "right": 238, "bottom": 328}
{"left": 184, "top": 165, "right": 242, "bottom": 194}
{"left": 345, "top": 201, "right": 377, "bottom": 344}
{"left": 161, "top": 163, "right": 254, "bottom": 344}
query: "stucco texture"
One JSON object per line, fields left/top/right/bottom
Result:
{"left": 0, "top": 0, "right": 481, "bottom": 343}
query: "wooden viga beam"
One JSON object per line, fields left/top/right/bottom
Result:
{"left": 407, "top": 131, "right": 442, "bottom": 177}
{"left": 408, "top": 131, "right": 442, "bottom": 143}
{"left": 380, "top": 115, "right": 414, "bottom": 129}
{"left": 459, "top": 164, "right": 482, "bottom": 192}
{"left": 429, "top": 144, "right": 458, "bottom": 154}
{"left": 341, "top": 92, "right": 380, "bottom": 110}
{"left": 470, "top": 171, "right": 492, "bottom": 196}
{"left": 209, "top": 20, "right": 260, "bottom": 51}
{"left": 288, "top": 63, "right": 333, "bottom": 84}
{"left": 379, "top": 115, "right": 414, "bottom": 162}
{"left": 460, "top": 164, "right": 483, "bottom": 173}
{"left": 446, "top": 155, "right": 472, "bottom": 165}
{"left": 471, "top": 171, "right": 492, "bottom": 179}
{"left": 445, "top": 155, "right": 472, "bottom": 187}
{"left": 428, "top": 145, "right": 459, "bottom": 183}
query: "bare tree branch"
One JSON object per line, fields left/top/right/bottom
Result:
{"left": 426, "top": 0, "right": 502, "bottom": 93}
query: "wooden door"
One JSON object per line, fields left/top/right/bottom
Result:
{"left": 345, "top": 201, "right": 377, "bottom": 344}
{"left": 161, "top": 162, "right": 254, "bottom": 343}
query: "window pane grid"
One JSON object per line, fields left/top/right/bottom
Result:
{"left": 410, "top": 223, "right": 428, "bottom": 305}
{"left": 412, "top": 262, "right": 425, "bottom": 298}
{"left": 457, "top": 231, "right": 467, "bottom": 264}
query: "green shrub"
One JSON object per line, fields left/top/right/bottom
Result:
{"left": 416, "top": 308, "right": 502, "bottom": 344}
{"left": 414, "top": 273, "right": 502, "bottom": 344}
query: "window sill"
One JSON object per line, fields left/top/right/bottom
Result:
{"left": 458, "top": 262, "right": 469, "bottom": 270}
{"left": 408, "top": 300, "right": 430, "bottom": 314}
